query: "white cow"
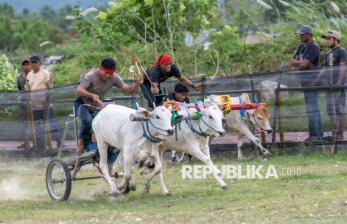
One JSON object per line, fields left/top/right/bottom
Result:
{"left": 119, "top": 102, "right": 226, "bottom": 195}
{"left": 206, "top": 94, "right": 271, "bottom": 160}
{"left": 114, "top": 102, "right": 227, "bottom": 195}
{"left": 92, "top": 104, "right": 174, "bottom": 197}
{"left": 258, "top": 80, "right": 289, "bottom": 103}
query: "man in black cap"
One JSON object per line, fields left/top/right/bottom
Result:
{"left": 311, "top": 31, "right": 347, "bottom": 140}
{"left": 164, "top": 83, "right": 190, "bottom": 103}
{"left": 290, "top": 25, "right": 323, "bottom": 141}
{"left": 16, "top": 59, "right": 31, "bottom": 149}
{"left": 75, "top": 58, "right": 143, "bottom": 155}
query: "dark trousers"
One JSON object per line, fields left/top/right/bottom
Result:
{"left": 74, "top": 97, "right": 93, "bottom": 141}
{"left": 32, "top": 107, "right": 62, "bottom": 149}
{"left": 326, "top": 90, "right": 346, "bottom": 137}
{"left": 303, "top": 90, "right": 324, "bottom": 138}
{"left": 140, "top": 83, "right": 164, "bottom": 108}
{"left": 19, "top": 104, "right": 30, "bottom": 145}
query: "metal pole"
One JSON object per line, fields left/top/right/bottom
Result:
{"left": 73, "top": 106, "right": 78, "bottom": 150}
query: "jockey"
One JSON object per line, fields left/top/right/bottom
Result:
{"left": 74, "top": 58, "right": 143, "bottom": 155}
{"left": 141, "top": 53, "right": 201, "bottom": 108}
{"left": 164, "top": 83, "right": 191, "bottom": 104}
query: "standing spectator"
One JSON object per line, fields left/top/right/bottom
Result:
{"left": 311, "top": 31, "right": 346, "bottom": 140}
{"left": 290, "top": 25, "right": 323, "bottom": 141}
{"left": 16, "top": 59, "right": 31, "bottom": 149}
{"left": 25, "top": 55, "right": 61, "bottom": 150}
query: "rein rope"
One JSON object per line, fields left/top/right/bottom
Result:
{"left": 141, "top": 119, "right": 163, "bottom": 143}
{"left": 184, "top": 105, "right": 208, "bottom": 137}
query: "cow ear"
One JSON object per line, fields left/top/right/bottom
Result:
{"left": 136, "top": 107, "right": 151, "bottom": 117}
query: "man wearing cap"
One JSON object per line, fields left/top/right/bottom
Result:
{"left": 16, "top": 59, "right": 31, "bottom": 149}
{"left": 25, "top": 55, "right": 62, "bottom": 150}
{"left": 164, "top": 83, "right": 190, "bottom": 104}
{"left": 75, "top": 58, "right": 143, "bottom": 155}
{"left": 311, "top": 31, "right": 346, "bottom": 140}
{"left": 290, "top": 25, "right": 323, "bottom": 141}
{"left": 141, "top": 53, "right": 201, "bottom": 108}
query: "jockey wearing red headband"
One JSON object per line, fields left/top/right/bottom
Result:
{"left": 74, "top": 58, "right": 143, "bottom": 155}
{"left": 155, "top": 53, "right": 173, "bottom": 65}
{"left": 141, "top": 53, "right": 202, "bottom": 108}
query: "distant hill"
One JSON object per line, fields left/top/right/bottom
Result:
{"left": 0, "top": 0, "right": 109, "bottom": 13}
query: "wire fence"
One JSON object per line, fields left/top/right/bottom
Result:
{"left": 0, "top": 66, "right": 346, "bottom": 154}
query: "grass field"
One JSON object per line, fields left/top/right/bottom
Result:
{"left": 0, "top": 153, "right": 347, "bottom": 224}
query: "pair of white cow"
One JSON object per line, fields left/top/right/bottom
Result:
{"left": 92, "top": 94, "right": 271, "bottom": 196}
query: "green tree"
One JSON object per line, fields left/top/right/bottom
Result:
{"left": 0, "top": 54, "right": 17, "bottom": 91}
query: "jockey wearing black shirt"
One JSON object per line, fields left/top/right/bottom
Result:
{"left": 141, "top": 53, "right": 200, "bottom": 108}
{"left": 164, "top": 83, "right": 190, "bottom": 104}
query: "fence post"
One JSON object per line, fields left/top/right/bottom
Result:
{"left": 131, "top": 93, "right": 135, "bottom": 108}
{"left": 278, "top": 94, "right": 284, "bottom": 143}
{"left": 200, "top": 76, "right": 207, "bottom": 100}
{"left": 27, "top": 100, "right": 37, "bottom": 148}
{"left": 328, "top": 54, "right": 337, "bottom": 154}
{"left": 256, "top": 89, "right": 266, "bottom": 142}
{"left": 272, "top": 64, "right": 285, "bottom": 143}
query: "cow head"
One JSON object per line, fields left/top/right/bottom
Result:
{"left": 146, "top": 105, "right": 175, "bottom": 138}
{"left": 248, "top": 105, "right": 272, "bottom": 133}
{"left": 199, "top": 103, "right": 226, "bottom": 137}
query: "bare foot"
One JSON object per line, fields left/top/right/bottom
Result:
{"left": 77, "top": 139, "right": 85, "bottom": 156}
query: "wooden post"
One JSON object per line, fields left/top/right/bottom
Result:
{"left": 278, "top": 93, "right": 284, "bottom": 142}
{"left": 27, "top": 101, "right": 37, "bottom": 148}
{"left": 328, "top": 53, "right": 337, "bottom": 154}
{"left": 45, "top": 107, "right": 52, "bottom": 149}
{"left": 256, "top": 90, "right": 266, "bottom": 143}
{"left": 44, "top": 92, "right": 52, "bottom": 149}
{"left": 272, "top": 64, "right": 285, "bottom": 143}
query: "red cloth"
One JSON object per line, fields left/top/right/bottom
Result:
{"left": 99, "top": 66, "right": 115, "bottom": 74}
{"left": 156, "top": 54, "right": 172, "bottom": 65}
{"left": 222, "top": 103, "right": 262, "bottom": 111}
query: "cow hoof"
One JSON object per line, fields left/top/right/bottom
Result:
{"left": 164, "top": 192, "right": 172, "bottom": 196}
{"left": 123, "top": 183, "right": 131, "bottom": 194}
{"left": 143, "top": 182, "right": 151, "bottom": 194}
{"left": 129, "top": 177, "right": 136, "bottom": 192}
{"left": 110, "top": 191, "right": 119, "bottom": 198}
{"left": 221, "top": 185, "right": 228, "bottom": 190}
{"left": 261, "top": 152, "right": 270, "bottom": 161}
{"left": 129, "top": 184, "right": 136, "bottom": 192}
{"left": 237, "top": 156, "right": 246, "bottom": 161}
